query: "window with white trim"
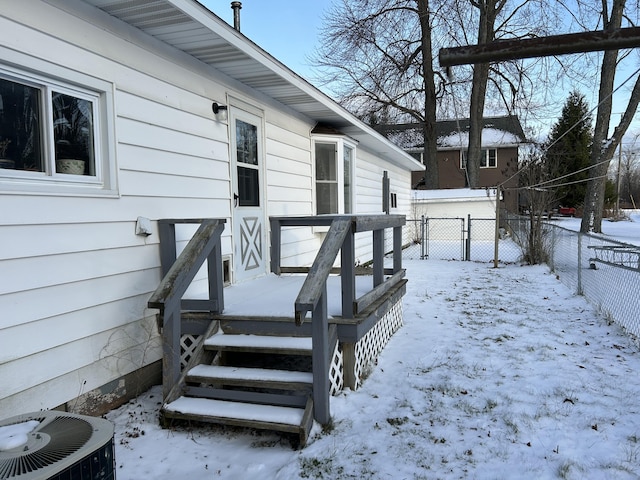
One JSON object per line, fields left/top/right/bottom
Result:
{"left": 313, "top": 136, "right": 355, "bottom": 215}
{"left": 460, "top": 148, "right": 498, "bottom": 169}
{"left": 0, "top": 63, "right": 116, "bottom": 194}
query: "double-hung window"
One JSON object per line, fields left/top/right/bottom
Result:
{"left": 313, "top": 136, "right": 355, "bottom": 215}
{"left": 460, "top": 148, "right": 498, "bottom": 169}
{"left": 0, "top": 62, "right": 116, "bottom": 194}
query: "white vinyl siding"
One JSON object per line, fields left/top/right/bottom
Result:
{"left": 0, "top": 1, "right": 233, "bottom": 417}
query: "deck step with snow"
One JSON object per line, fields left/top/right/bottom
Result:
{"left": 186, "top": 364, "right": 313, "bottom": 390}
{"left": 162, "top": 396, "right": 314, "bottom": 445}
{"left": 204, "top": 332, "right": 313, "bottom": 355}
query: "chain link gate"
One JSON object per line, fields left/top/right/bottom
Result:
{"left": 401, "top": 216, "right": 521, "bottom": 262}
{"left": 421, "top": 217, "right": 465, "bottom": 260}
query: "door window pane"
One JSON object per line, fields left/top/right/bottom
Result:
{"left": 237, "top": 165, "right": 259, "bottom": 207}
{"left": 235, "top": 118, "right": 260, "bottom": 207}
{"left": 236, "top": 120, "right": 258, "bottom": 166}
{"left": 0, "top": 78, "right": 43, "bottom": 171}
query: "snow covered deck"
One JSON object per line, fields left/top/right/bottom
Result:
{"left": 200, "top": 273, "right": 376, "bottom": 319}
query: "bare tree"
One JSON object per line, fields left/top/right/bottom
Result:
{"left": 314, "top": 0, "right": 552, "bottom": 190}
{"left": 580, "top": 0, "right": 640, "bottom": 232}
{"left": 514, "top": 143, "right": 559, "bottom": 264}
{"left": 440, "top": 0, "right": 577, "bottom": 187}
{"left": 314, "top": 0, "right": 442, "bottom": 188}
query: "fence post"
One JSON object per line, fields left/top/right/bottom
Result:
{"left": 493, "top": 186, "right": 501, "bottom": 268}
{"left": 550, "top": 224, "right": 556, "bottom": 271}
{"left": 421, "top": 215, "right": 426, "bottom": 259}
{"left": 466, "top": 214, "right": 471, "bottom": 261}
{"left": 577, "top": 232, "right": 583, "bottom": 295}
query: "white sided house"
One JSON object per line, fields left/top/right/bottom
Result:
{"left": 0, "top": 0, "right": 422, "bottom": 443}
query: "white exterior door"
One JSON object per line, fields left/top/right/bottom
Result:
{"left": 230, "top": 108, "right": 267, "bottom": 282}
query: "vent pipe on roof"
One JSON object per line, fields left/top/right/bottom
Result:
{"left": 231, "top": 2, "right": 242, "bottom": 31}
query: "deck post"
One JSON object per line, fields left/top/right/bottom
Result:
{"left": 270, "top": 218, "right": 282, "bottom": 274}
{"left": 393, "top": 225, "right": 402, "bottom": 273}
{"left": 162, "top": 307, "right": 181, "bottom": 399}
{"left": 158, "top": 220, "right": 177, "bottom": 276}
{"left": 373, "top": 228, "right": 384, "bottom": 286}
{"left": 341, "top": 223, "right": 356, "bottom": 318}
{"left": 207, "top": 240, "right": 224, "bottom": 314}
{"left": 312, "top": 283, "right": 330, "bottom": 424}
{"left": 341, "top": 342, "right": 357, "bottom": 389}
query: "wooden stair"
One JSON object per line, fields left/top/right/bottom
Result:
{"left": 161, "top": 329, "right": 315, "bottom": 446}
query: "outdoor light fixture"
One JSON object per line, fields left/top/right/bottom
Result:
{"left": 212, "top": 102, "right": 228, "bottom": 121}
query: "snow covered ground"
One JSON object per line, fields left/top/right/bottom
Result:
{"left": 107, "top": 214, "right": 640, "bottom": 479}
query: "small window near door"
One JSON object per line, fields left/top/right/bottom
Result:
{"left": 236, "top": 119, "right": 259, "bottom": 206}
{"left": 315, "top": 142, "right": 338, "bottom": 214}
{"left": 313, "top": 137, "right": 355, "bottom": 215}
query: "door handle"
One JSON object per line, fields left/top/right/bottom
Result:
{"left": 234, "top": 193, "right": 239, "bottom": 207}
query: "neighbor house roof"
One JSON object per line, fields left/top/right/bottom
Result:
{"left": 78, "top": 0, "right": 423, "bottom": 172}
{"left": 375, "top": 115, "right": 527, "bottom": 151}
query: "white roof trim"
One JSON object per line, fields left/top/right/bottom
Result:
{"left": 79, "top": 0, "right": 423, "bottom": 172}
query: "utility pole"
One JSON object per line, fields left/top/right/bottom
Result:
{"left": 439, "top": 27, "right": 640, "bottom": 67}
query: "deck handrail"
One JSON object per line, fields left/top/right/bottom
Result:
{"left": 269, "top": 214, "right": 406, "bottom": 423}
{"left": 293, "top": 218, "right": 352, "bottom": 324}
{"left": 148, "top": 218, "right": 226, "bottom": 398}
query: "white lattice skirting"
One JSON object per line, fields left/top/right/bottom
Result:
{"left": 347, "top": 299, "right": 404, "bottom": 390}
{"left": 178, "top": 299, "right": 402, "bottom": 394}
{"left": 328, "top": 340, "right": 344, "bottom": 395}
{"left": 180, "top": 334, "right": 201, "bottom": 369}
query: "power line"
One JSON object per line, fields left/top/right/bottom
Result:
{"left": 499, "top": 64, "right": 640, "bottom": 189}
{"left": 506, "top": 173, "right": 608, "bottom": 192}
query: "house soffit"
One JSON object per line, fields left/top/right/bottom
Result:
{"left": 79, "top": 0, "right": 423, "bottom": 172}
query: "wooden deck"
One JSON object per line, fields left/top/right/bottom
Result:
{"left": 151, "top": 216, "right": 407, "bottom": 446}
{"left": 211, "top": 273, "right": 376, "bottom": 319}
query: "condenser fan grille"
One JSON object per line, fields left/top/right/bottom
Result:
{"left": 0, "top": 411, "right": 114, "bottom": 480}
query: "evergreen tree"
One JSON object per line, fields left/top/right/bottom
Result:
{"left": 544, "top": 91, "right": 593, "bottom": 208}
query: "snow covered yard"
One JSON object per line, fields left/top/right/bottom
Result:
{"left": 107, "top": 258, "right": 640, "bottom": 479}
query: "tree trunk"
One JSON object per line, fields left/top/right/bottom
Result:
{"left": 467, "top": 0, "right": 501, "bottom": 188}
{"left": 417, "top": 0, "right": 439, "bottom": 189}
{"left": 467, "top": 62, "right": 489, "bottom": 187}
{"left": 580, "top": 0, "right": 624, "bottom": 233}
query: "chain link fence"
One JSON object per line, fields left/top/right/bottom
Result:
{"left": 504, "top": 212, "right": 640, "bottom": 344}
{"left": 388, "top": 216, "right": 521, "bottom": 263}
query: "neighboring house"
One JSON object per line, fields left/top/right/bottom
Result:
{"left": 377, "top": 116, "right": 526, "bottom": 213}
{"left": 0, "top": 0, "right": 422, "bottom": 422}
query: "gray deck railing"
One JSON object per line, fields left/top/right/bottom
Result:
{"left": 148, "top": 219, "right": 226, "bottom": 398}
{"left": 270, "top": 214, "right": 406, "bottom": 424}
